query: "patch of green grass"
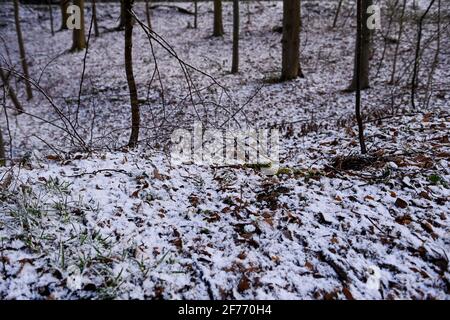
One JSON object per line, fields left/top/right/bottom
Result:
{"left": 42, "top": 176, "right": 72, "bottom": 194}
{"left": 98, "top": 268, "right": 125, "bottom": 299}
{"left": 244, "top": 162, "right": 272, "bottom": 170}
{"left": 223, "top": 196, "right": 235, "bottom": 206}
{"left": 1, "top": 175, "right": 125, "bottom": 299}
{"left": 276, "top": 167, "right": 293, "bottom": 176}
{"left": 303, "top": 169, "right": 324, "bottom": 183}
{"left": 428, "top": 174, "right": 448, "bottom": 187}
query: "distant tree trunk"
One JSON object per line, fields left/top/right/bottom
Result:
{"left": 375, "top": 0, "right": 399, "bottom": 79}
{"left": 246, "top": 0, "right": 250, "bottom": 25}
{"left": 231, "top": 0, "right": 239, "bottom": 73}
{"left": 355, "top": 0, "right": 367, "bottom": 154}
{"left": 71, "top": 0, "right": 86, "bottom": 51}
{"left": 281, "top": 0, "right": 301, "bottom": 81}
{"left": 48, "top": 0, "right": 55, "bottom": 36}
{"left": 0, "top": 68, "right": 24, "bottom": 113}
{"left": 424, "top": 0, "right": 441, "bottom": 109}
{"left": 145, "top": 0, "right": 152, "bottom": 29}
{"left": 411, "top": 0, "right": 436, "bottom": 109}
{"left": 194, "top": 0, "right": 198, "bottom": 29}
{"left": 117, "top": 0, "right": 125, "bottom": 30}
{"left": 13, "top": 0, "right": 33, "bottom": 100}
{"left": 349, "top": 0, "right": 372, "bottom": 91}
{"left": 213, "top": 0, "right": 224, "bottom": 37}
{"left": 92, "top": 0, "right": 99, "bottom": 37}
{"left": 0, "top": 126, "right": 5, "bottom": 167}
{"left": 60, "top": 0, "right": 70, "bottom": 30}
{"left": 332, "top": 0, "right": 344, "bottom": 28}
{"left": 390, "top": 0, "right": 407, "bottom": 84}
{"left": 124, "top": 0, "right": 140, "bottom": 148}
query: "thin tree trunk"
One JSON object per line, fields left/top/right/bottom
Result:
{"left": 145, "top": 0, "right": 152, "bottom": 30}
{"left": 375, "top": 0, "right": 399, "bottom": 79}
{"left": 281, "top": 0, "right": 301, "bottom": 81}
{"left": 92, "top": 0, "right": 99, "bottom": 37}
{"left": 355, "top": 0, "right": 367, "bottom": 154}
{"left": 194, "top": 0, "right": 198, "bottom": 29}
{"left": 60, "top": 0, "right": 70, "bottom": 30}
{"left": 411, "top": 0, "right": 436, "bottom": 109}
{"left": 390, "top": 0, "right": 407, "bottom": 85}
{"left": 246, "top": 0, "right": 250, "bottom": 25}
{"left": 349, "top": 0, "right": 372, "bottom": 91}
{"left": 13, "top": 0, "right": 33, "bottom": 100}
{"left": 332, "top": 0, "right": 344, "bottom": 28}
{"left": 71, "top": 0, "right": 86, "bottom": 51}
{"left": 0, "top": 126, "right": 5, "bottom": 167}
{"left": 124, "top": 0, "right": 140, "bottom": 148}
{"left": 0, "top": 68, "right": 24, "bottom": 113}
{"left": 231, "top": 0, "right": 239, "bottom": 74}
{"left": 424, "top": 0, "right": 441, "bottom": 109}
{"left": 213, "top": 0, "right": 224, "bottom": 37}
{"left": 117, "top": 0, "right": 126, "bottom": 30}
{"left": 48, "top": 0, "right": 55, "bottom": 36}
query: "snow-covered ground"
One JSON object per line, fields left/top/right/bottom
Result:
{"left": 0, "top": 1, "right": 449, "bottom": 299}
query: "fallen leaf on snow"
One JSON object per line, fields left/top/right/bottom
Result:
{"left": 395, "top": 198, "right": 408, "bottom": 209}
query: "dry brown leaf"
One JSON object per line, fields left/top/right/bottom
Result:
{"left": 422, "top": 113, "right": 432, "bottom": 123}
{"left": 131, "top": 189, "right": 140, "bottom": 198}
{"left": 46, "top": 154, "right": 61, "bottom": 161}
{"left": 419, "top": 191, "right": 431, "bottom": 200}
{"left": 342, "top": 287, "right": 354, "bottom": 300}
{"left": 395, "top": 215, "right": 412, "bottom": 225}
{"left": 189, "top": 195, "right": 200, "bottom": 207}
{"left": 237, "top": 275, "right": 250, "bottom": 293}
{"left": 238, "top": 252, "right": 247, "bottom": 260}
{"left": 305, "top": 261, "right": 314, "bottom": 271}
{"left": 395, "top": 198, "right": 408, "bottom": 209}
{"left": 421, "top": 221, "right": 434, "bottom": 234}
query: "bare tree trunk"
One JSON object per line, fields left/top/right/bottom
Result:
{"left": 424, "top": 0, "right": 441, "bottom": 108}
{"left": 92, "top": 0, "right": 99, "bottom": 37}
{"left": 375, "top": 0, "right": 399, "bottom": 79}
{"left": 332, "top": 0, "right": 344, "bottom": 28}
{"left": 0, "top": 68, "right": 23, "bottom": 113}
{"left": 71, "top": 0, "right": 86, "bottom": 51}
{"left": 117, "top": 0, "right": 126, "bottom": 30}
{"left": 145, "top": 0, "right": 152, "bottom": 30}
{"left": 60, "top": 0, "right": 70, "bottom": 30}
{"left": 411, "top": 0, "right": 436, "bottom": 109}
{"left": 48, "top": 0, "right": 55, "bottom": 36}
{"left": 281, "top": 0, "right": 301, "bottom": 81}
{"left": 124, "top": 0, "right": 140, "bottom": 148}
{"left": 231, "top": 0, "right": 239, "bottom": 74}
{"left": 349, "top": 0, "right": 372, "bottom": 91}
{"left": 0, "top": 126, "right": 5, "bottom": 167}
{"left": 246, "top": 0, "right": 250, "bottom": 25}
{"left": 194, "top": 0, "right": 198, "bottom": 29}
{"left": 13, "top": 0, "right": 33, "bottom": 100}
{"left": 355, "top": 0, "right": 367, "bottom": 154}
{"left": 213, "top": 0, "right": 224, "bottom": 37}
{"left": 390, "top": 0, "right": 407, "bottom": 84}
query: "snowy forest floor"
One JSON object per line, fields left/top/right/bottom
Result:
{"left": 0, "top": 1, "right": 449, "bottom": 299}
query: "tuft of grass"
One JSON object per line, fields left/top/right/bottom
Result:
{"left": 303, "top": 169, "right": 324, "bottom": 183}
{"left": 428, "top": 174, "right": 448, "bottom": 187}
{"left": 1, "top": 175, "right": 121, "bottom": 299}
{"left": 244, "top": 162, "right": 272, "bottom": 170}
{"left": 276, "top": 167, "right": 293, "bottom": 176}
{"left": 42, "top": 176, "right": 72, "bottom": 194}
